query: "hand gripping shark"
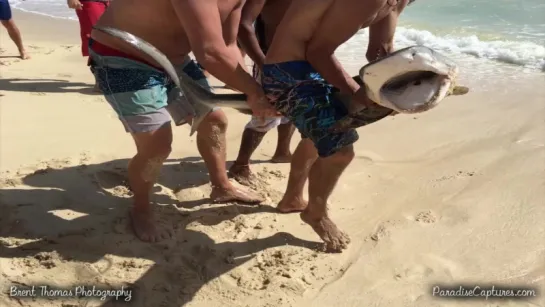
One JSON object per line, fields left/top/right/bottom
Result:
{"left": 93, "top": 26, "right": 468, "bottom": 135}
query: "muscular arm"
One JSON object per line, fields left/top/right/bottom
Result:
{"left": 367, "top": 2, "right": 406, "bottom": 62}
{"left": 238, "top": 0, "right": 267, "bottom": 68}
{"left": 222, "top": 1, "right": 252, "bottom": 79}
{"left": 306, "top": 0, "right": 388, "bottom": 95}
{"left": 306, "top": 0, "right": 408, "bottom": 104}
{"left": 171, "top": 0, "right": 261, "bottom": 96}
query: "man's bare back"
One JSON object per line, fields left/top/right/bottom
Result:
{"left": 257, "top": 0, "right": 292, "bottom": 47}
{"left": 264, "top": 0, "right": 332, "bottom": 63}
{"left": 91, "top": 0, "right": 243, "bottom": 65}
{"left": 266, "top": 0, "right": 406, "bottom": 64}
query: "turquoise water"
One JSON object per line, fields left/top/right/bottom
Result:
{"left": 401, "top": 0, "right": 545, "bottom": 43}
{"left": 10, "top": 0, "right": 545, "bottom": 71}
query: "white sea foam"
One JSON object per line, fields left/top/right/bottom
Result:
{"left": 9, "top": 0, "right": 545, "bottom": 72}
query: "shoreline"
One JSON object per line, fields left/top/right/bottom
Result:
{"left": 1, "top": 8, "right": 544, "bottom": 307}
{"left": 10, "top": 7, "right": 545, "bottom": 72}
{"left": 7, "top": 10, "right": 79, "bottom": 45}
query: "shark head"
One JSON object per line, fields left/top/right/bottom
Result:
{"left": 360, "top": 45, "right": 463, "bottom": 114}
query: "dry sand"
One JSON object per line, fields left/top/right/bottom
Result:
{"left": 1, "top": 10, "right": 544, "bottom": 307}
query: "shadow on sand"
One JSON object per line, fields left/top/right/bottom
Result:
{"left": 0, "top": 78, "right": 99, "bottom": 95}
{"left": 0, "top": 157, "right": 320, "bottom": 306}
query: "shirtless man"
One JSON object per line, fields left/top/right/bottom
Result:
{"left": 229, "top": 0, "right": 296, "bottom": 186}
{"left": 262, "top": 0, "right": 412, "bottom": 251}
{"left": 89, "top": 0, "right": 277, "bottom": 242}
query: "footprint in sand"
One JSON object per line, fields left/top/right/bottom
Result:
{"left": 368, "top": 220, "right": 404, "bottom": 242}
{"left": 434, "top": 170, "right": 477, "bottom": 182}
{"left": 396, "top": 254, "right": 460, "bottom": 282}
{"left": 93, "top": 170, "right": 131, "bottom": 197}
{"left": 74, "top": 257, "right": 113, "bottom": 280}
{"left": 174, "top": 186, "right": 208, "bottom": 203}
{"left": 414, "top": 210, "right": 438, "bottom": 224}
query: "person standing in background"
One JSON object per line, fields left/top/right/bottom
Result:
{"left": 0, "top": 0, "right": 30, "bottom": 59}
{"left": 67, "top": 0, "right": 110, "bottom": 91}
{"left": 229, "top": 0, "right": 296, "bottom": 186}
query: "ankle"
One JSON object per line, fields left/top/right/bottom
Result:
{"left": 280, "top": 193, "right": 304, "bottom": 203}
{"left": 301, "top": 209, "right": 326, "bottom": 221}
{"left": 132, "top": 198, "right": 151, "bottom": 212}
{"left": 273, "top": 150, "right": 291, "bottom": 157}
{"left": 210, "top": 177, "right": 233, "bottom": 191}
{"left": 231, "top": 160, "right": 250, "bottom": 168}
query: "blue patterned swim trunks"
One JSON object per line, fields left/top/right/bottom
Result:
{"left": 88, "top": 39, "right": 213, "bottom": 134}
{"left": 261, "top": 61, "right": 358, "bottom": 157}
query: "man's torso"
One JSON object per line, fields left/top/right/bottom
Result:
{"left": 259, "top": 0, "right": 292, "bottom": 48}
{"left": 265, "top": 0, "right": 398, "bottom": 63}
{"left": 90, "top": 0, "right": 243, "bottom": 65}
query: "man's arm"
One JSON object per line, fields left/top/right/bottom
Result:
{"left": 221, "top": 0, "right": 253, "bottom": 81}
{"left": 170, "top": 0, "right": 262, "bottom": 97}
{"left": 306, "top": 0, "right": 388, "bottom": 95}
{"left": 366, "top": 2, "right": 406, "bottom": 62}
{"left": 238, "top": 0, "right": 267, "bottom": 69}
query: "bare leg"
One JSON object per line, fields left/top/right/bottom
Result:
{"left": 1, "top": 20, "right": 29, "bottom": 59}
{"left": 301, "top": 145, "right": 354, "bottom": 252}
{"left": 128, "top": 124, "right": 174, "bottom": 242}
{"left": 197, "top": 110, "right": 263, "bottom": 203}
{"left": 229, "top": 128, "right": 266, "bottom": 186}
{"left": 271, "top": 122, "right": 296, "bottom": 163}
{"left": 277, "top": 138, "right": 317, "bottom": 213}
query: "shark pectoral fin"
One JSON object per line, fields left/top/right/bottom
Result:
{"left": 188, "top": 98, "right": 213, "bottom": 136}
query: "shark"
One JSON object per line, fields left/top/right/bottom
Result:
{"left": 92, "top": 26, "right": 468, "bottom": 135}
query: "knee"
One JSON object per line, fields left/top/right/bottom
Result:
{"left": 135, "top": 136, "right": 172, "bottom": 161}
{"left": 138, "top": 144, "right": 171, "bottom": 162}
{"left": 329, "top": 145, "right": 355, "bottom": 165}
{"left": 203, "top": 109, "right": 228, "bottom": 132}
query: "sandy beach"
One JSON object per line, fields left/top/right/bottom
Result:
{"left": 1, "top": 10, "right": 544, "bottom": 307}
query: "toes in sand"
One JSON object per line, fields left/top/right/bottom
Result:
{"left": 129, "top": 208, "right": 173, "bottom": 242}
{"left": 20, "top": 51, "right": 31, "bottom": 60}
{"left": 300, "top": 211, "right": 350, "bottom": 252}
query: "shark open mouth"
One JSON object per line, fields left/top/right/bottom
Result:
{"left": 380, "top": 70, "right": 449, "bottom": 113}
{"left": 360, "top": 46, "right": 468, "bottom": 114}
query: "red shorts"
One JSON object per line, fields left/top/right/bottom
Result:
{"left": 76, "top": 1, "right": 110, "bottom": 57}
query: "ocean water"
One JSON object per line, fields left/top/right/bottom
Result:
{"left": 9, "top": 0, "right": 545, "bottom": 72}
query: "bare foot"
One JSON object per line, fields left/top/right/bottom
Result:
{"left": 19, "top": 50, "right": 30, "bottom": 60}
{"left": 210, "top": 185, "right": 264, "bottom": 204}
{"left": 129, "top": 207, "right": 173, "bottom": 242}
{"left": 300, "top": 211, "right": 350, "bottom": 252}
{"left": 270, "top": 153, "right": 292, "bottom": 163}
{"left": 277, "top": 196, "right": 307, "bottom": 213}
{"left": 228, "top": 164, "right": 257, "bottom": 187}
